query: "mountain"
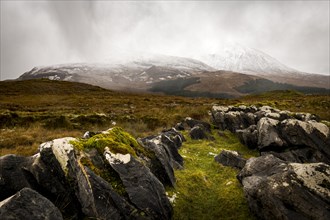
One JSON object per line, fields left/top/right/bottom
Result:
{"left": 17, "top": 48, "right": 329, "bottom": 97}
{"left": 198, "top": 43, "right": 329, "bottom": 89}
{"left": 18, "top": 54, "right": 214, "bottom": 92}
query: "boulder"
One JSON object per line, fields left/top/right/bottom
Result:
{"left": 189, "top": 125, "right": 213, "bottom": 140}
{"left": 104, "top": 148, "right": 173, "bottom": 220}
{"left": 211, "top": 106, "right": 256, "bottom": 132}
{"left": 238, "top": 155, "right": 330, "bottom": 220}
{"left": 0, "top": 154, "right": 35, "bottom": 200}
{"left": 214, "top": 150, "right": 246, "bottom": 169}
{"left": 174, "top": 122, "right": 185, "bottom": 131}
{"left": 257, "top": 117, "right": 284, "bottom": 151}
{"left": 261, "top": 148, "right": 330, "bottom": 164}
{"left": 140, "top": 128, "right": 184, "bottom": 187}
{"left": 76, "top": 166, "right": 139, "bottom": 220}
{"left": 0, "top": 187, "right": 63, "bottom": 220}
{"left": 280, "top": 119, "right": 330, "bottom": 157}
{"left": 184, "top": 117, "right": 211, "bottom": 132}
{"left": 236, "top": 125, "right": 258, "bottom": 149}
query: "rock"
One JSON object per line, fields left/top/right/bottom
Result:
{"left": 0, "top": 187, "right": 63, "bottom": 220}
{"left": 261, "top": 148, "right": 330, "bottom": 164}
{"left": 0, "top": 152, "right": 81, "bottom": 219}
{"left": 162, "top": 128, "right": 186, "bottom": 149}
{"left": 0, "top": 154, "right": 35, "bottom": 201}
{"left": 174, "top": 122, "right": 185, "bottom": 131}
{"left": 189, "top": 125, "right": 212, "bottom": 140}
{"left": 140, "top": 128, "right": 184, "bottom": 187}
{"left": 294, "top": 113, "right": 319, "bottom": 122}
{"left": 82, "top": 131, "right": 98, "bottom": 139}
{"left": 161, "top": 134, "right": 184, "bottom": 167}
{"left": 238, "top": 155, "right": 330, "bottom": 220}
{"left": 236, "top": 125, "right": 258, "bottom": 149}
{"left": 214, "top": 150, "right": 246, "bottom": 169}
{"left": 257, "top": 117, "right": 284, "bottom": 151}
{"left": 265, "top": 112, "right": 281, "bottom": 120}
{"left": 75, "top": 165, "right": 139, "bottom": 220}
{"left": 211, "top": 106, "right": 256, "bottom": 132}
{"left": 184, "top": 117, "right": 211, "bottom": 132}
{"left": 280, "top": 119, "right": 330, "bottom": 163}
{"left": 104, "top": 148, "right": 173, "bottom": 220}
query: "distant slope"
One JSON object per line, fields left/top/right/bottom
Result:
{"left": 18, "top": 54, "right": 214, "bottom": 92}
{"left": 0, "top": 79, "right": 112, "bottom": 96}
{"left": 16, "top": 48, "right": 329, "bottom": 96}
{"left": 198, "top": 43, "right": 329, "bottom": 89}
{"left": 148, "top": 71, "right": 329, "bottom": 98}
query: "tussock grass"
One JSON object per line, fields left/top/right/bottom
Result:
{"left": 0, "top": 124, "right": 81, "bottom": 156}
{"left": 168, "top": 130, "right": 258, "bottom": 220}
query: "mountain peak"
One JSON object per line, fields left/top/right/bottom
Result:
{"left": 199, "top": 43, "right": 298, "bottom": 75}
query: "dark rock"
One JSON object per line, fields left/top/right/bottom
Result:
{"left": 238, "top": 155, "right": 330, "bottom": 220}
{"left": 76, "top": 166, "right": 139, "bottom": 220}
{"left": 211, "top": 106, "right": 256, "bottom": 132}
{"left": 160, "top": 134, "right": 184, "bottom": 168}
{"left": 38, "top": 138, "right": 83, "bottom": 219}
{"left": 162, "top": 128, "right": 186, "bottom": 149}
{"left": 0, "top": 187, "right": 63, "bottom": 220}
{"left": 257, "top": 117, "right": 285, "bottom": 151}
{"left": 189, "top": 125, "right": 211, "bottom": 140}
{"left": 140, "top": 128, "right": 184, "bottom": 187}
{"left": 184, "top": 117, "right": 211, "bottom": 132}
{"left": 261, "top": 148, "right": 330, "bottom": 164}
{"left": 0, "top": 154, "right": 35, "bottom": 201}
{"left": 214, "top": 150, "right": 246, "bottom": 169}
{"left": 236, "top": 125, "right": 258, "bottom": 149}
{"left": 174, "top": 122, "right": 185, "bottom": 131}
{"left": 104, "top": 149, "right": 173, "bottom": 220}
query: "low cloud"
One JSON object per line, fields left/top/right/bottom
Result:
{"left": 1, "top": 1, "right": 329, "bottom": 79}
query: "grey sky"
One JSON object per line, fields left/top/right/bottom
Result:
{"left": 1, "top": 0, "right": 329, "bottom": 80}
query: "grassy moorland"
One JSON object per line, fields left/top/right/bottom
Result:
{"left": 0, "top": 79, "right": 329, "bottom": 156}
{"left": 0, "top": 79, "right": 329, "bottom": 219}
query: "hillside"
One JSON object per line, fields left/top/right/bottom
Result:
{"left": 0, "top": 79, "right": 329, "bottom": 155}
{"left": 16, "top": 48, "right": 329, "bottom": 97}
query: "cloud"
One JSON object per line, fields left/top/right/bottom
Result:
{"left": 1, "top": 1, "right": 329, "bottom": 80}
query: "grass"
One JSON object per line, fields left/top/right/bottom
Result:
{"left": 0, "top": 80, "right": 328, "bottom": 219}
{"left": 167, "top": 130, "right": 258, "bottom": 220}
{"left": 0, "top": 80, "right": 329, "bottom": 157}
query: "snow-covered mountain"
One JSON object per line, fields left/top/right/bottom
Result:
{"left": 18, "top": 46, "right": 329, "bottom": 95}
{"left": 18, "top": 54, "right": 214, "bottom": 91}
{"left": 198, "top": 43, "right": 297, "bottom": 74}
{"left": 198, "top": 43, "right": 329, "bottom": 89}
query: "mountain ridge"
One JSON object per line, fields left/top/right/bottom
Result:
{"left": 17, "top": 47, "right": 329, "bottom": 96}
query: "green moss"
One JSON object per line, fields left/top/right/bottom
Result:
{"left": 167, "top": 130, "right": 257, "bottom": 220}
{"left": 80, "top": 156, "right": 128, "bottom": 197}
{"left": 73, "top": 127, "right": 151, "bottom": 158}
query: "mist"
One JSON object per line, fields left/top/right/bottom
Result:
{"left": 1, "top": 1, "right": 329, "bottom": 80}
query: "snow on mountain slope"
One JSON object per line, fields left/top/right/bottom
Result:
{"left": 198, "top": 43, "right": 329, "bottom": 89}
{"left": 198, "top": 43, "right": 297, "bottom": 74}
{"left": 18, "top": 54, "right": 214, "bottom": 91}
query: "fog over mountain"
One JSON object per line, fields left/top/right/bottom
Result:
{"left": 1, "top": 1, "right": 329, "bottom": 80}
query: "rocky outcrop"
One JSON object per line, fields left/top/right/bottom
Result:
{"left": 0, "top": 187, "right": 63, "bottom": 220}
{"left": 237, "top": 155, "right": 330, "bottom": 220}
{"left": 105, "top": 149, "right": 173, "bottom": 219}
{"left": 214, "top": 150, "right": 246, "bottom": 169}
{"left": 139, "top": 128, "right": 184, "bottom": 187}
{"left": 0, "top": 127, "right": 180, "bottom": 220}
{"left": 189, "top": 125, "right": 211, "bottom": 140}
{"left": 184, "top": 117, "right": 211, "bottom": 132}
{"left": 211, "top": 105, "right": 330, "bottom": 164}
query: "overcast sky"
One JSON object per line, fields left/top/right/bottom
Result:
{"left": 1, "top": 0, "right": 329, "bottom": 80}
